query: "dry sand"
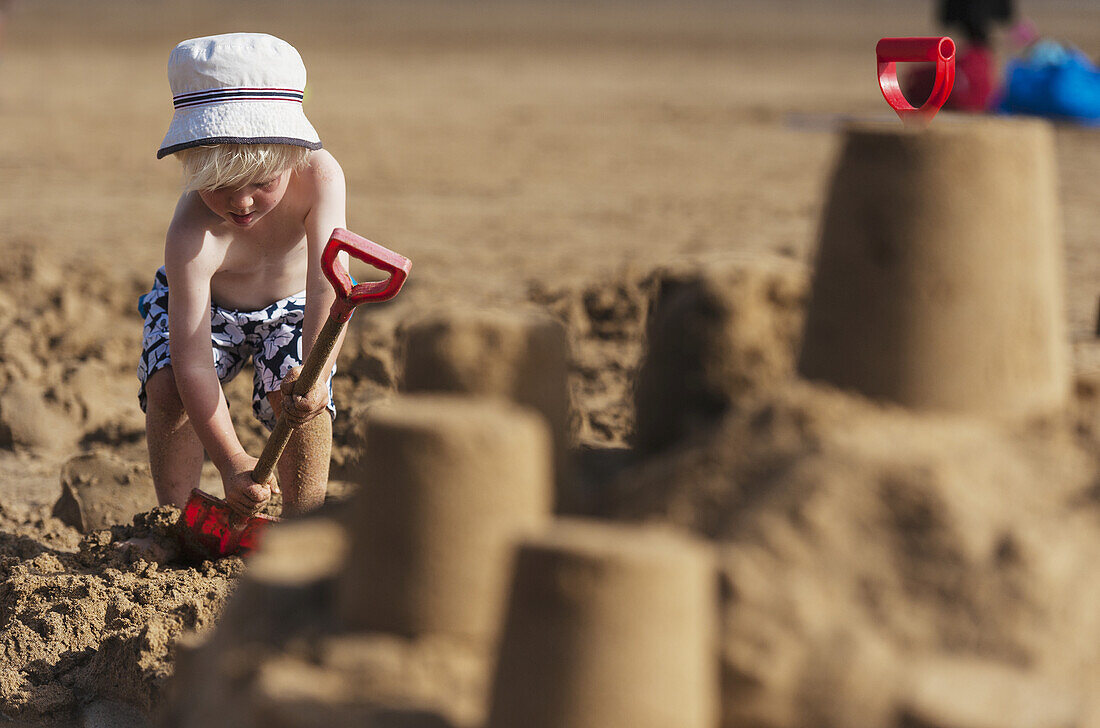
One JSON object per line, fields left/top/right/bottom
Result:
{"left": 3, "top": 0, "right": 1100, "bottom": 725}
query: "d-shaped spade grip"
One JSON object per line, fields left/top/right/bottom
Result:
{"left": 323, "top": 227, "right": 412, "bottom": 323}
{"left": 877, "top": 37, "right": 956, "bottom": 127}
{"left": 251, "top": 229, "right": 411, "bottom": 487}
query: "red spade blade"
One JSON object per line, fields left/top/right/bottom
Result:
{"left": 179, "top": 488, "right": 279, "bottom": 559}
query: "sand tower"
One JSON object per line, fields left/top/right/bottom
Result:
{"left": 486, "top": 519, "right": 718, "bottom": 728}
{"left": 633, "top": 259, "right": 807, "bottom": 453}
{"left": 798, "top": 117, "right": 1068, "bottom": 417}
{"left": 337, "top": 394, "right": 553, "bottom": 641}
{"left": 399, "top": 308, "right": 573, "bottom": 508}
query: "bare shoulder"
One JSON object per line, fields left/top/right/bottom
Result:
{"left": 299, "top": 149, "right": 345, "bottom": 193}
{"left": 164, "top": 193, "right": 221, "bottom": 275}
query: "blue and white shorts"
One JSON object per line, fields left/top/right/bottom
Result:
{"left": 137, "top": 267, "right": 336, "bottom": 430}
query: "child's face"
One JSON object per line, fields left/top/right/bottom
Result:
{"left": 198, "top": 169, "right": 292, "bottom": 228}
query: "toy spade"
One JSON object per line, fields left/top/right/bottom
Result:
{"left": 178, "top": 229, "right": 412, "bottom": 560}
{"left": 877, "top": 36, "right": 956, "bottom": 127}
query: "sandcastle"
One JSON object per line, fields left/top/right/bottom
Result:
{"left": 798, "top": 117, "right": 1069, "bottom": 417}
{"left": 160, "top": 116, "right": 1090, "bottom": 728}
{"left": 399, "top": 309, "right": 574, "bottom": 508}
{"left": 634, "top": 116, "right": 1069, "bottom": 452}
{"left": 603, "top": 116, "right": 1097, "bottom": 727}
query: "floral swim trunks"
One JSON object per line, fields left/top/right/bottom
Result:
{"left": 137, "top": 267, "right": 336, "bottom": 431}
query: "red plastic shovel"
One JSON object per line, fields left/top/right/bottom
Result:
{"left": 179, "top": 228, "right": 412, "bottom": 559}
{"left": 877, "top": 36, "right": 956, "bottom": 127}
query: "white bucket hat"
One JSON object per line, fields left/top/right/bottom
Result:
{"left": 157, "top": 33, "right": 322, "bottom": 159}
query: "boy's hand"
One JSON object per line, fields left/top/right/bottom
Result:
{"left": 221, "top": 451, "right": 279, "bottom": 518}
{"left": 279, "top": 366, "right": 330, "bottom": 427}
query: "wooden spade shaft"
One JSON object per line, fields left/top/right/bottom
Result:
{"left": 252, "top": 314, "right": 346, "bottom": 484}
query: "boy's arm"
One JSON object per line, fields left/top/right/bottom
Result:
{"left": 165, "top": 226, "right": 274, "bottom": 513}
{"left": 281, "top": 152, "right": 348, "bottom": 424}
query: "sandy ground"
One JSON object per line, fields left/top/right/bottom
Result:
{"left": 3, "top": 0, "right": 1100, "bottom": 725}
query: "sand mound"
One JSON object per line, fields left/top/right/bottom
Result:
{"left": 0, "top": 381, "right": 82, "bottom": 455}
{"left": 162, "top": 517, "right": 488, "bottom": 728}
{"left": 0, "top": 245, "right": 147, "bottom": 454}
{"left": 633, "top": 256, "right": 807, "bottom": 453}
{"left": 0, "top": 501, "right": 83, "bottom": 557}
{"left": 53, "top": 452, "right": 159, "bottom": 533}
{"left": 604, "top": 376, "right": 1100, "bottom": 726}
{"left": 0, "top": 507, "right": 242, "bottom": 725}
{"left": 528, "top": 271, "right": 652, "bottom": 448}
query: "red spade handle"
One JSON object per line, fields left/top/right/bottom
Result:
{"left": 322, "top": 228, "right": 412, "bottom": 323}
{"left": 877, "top": 37, "right": 956, "bottom": 127}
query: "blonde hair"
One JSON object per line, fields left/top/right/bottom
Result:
{"left": 176, "top": 143, "right": 312, "bottom": 192}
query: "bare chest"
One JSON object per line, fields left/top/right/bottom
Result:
{"left": 209, "top": 227, "right": 309, "bottom": 311}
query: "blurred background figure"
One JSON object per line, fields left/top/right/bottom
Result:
{"left": 939, "top": 0, "right": 1015, "bottom": 48}
{"left": 938, "top": 0, "right": 1015, "bottom": 111}
{"left": 904, "top": 0, "right": 1015, "bottom": 112}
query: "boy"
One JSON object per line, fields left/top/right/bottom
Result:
{"left": 138, "top": 33, "right": 347, "bottom": 518}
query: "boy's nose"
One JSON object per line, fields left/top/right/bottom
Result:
{"left": 230, "top": 191, "right": 254, "bottom": 211}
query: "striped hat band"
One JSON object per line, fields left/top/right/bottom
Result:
{"left": 172, "top": 87, "right": 305, "bottom": 109}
